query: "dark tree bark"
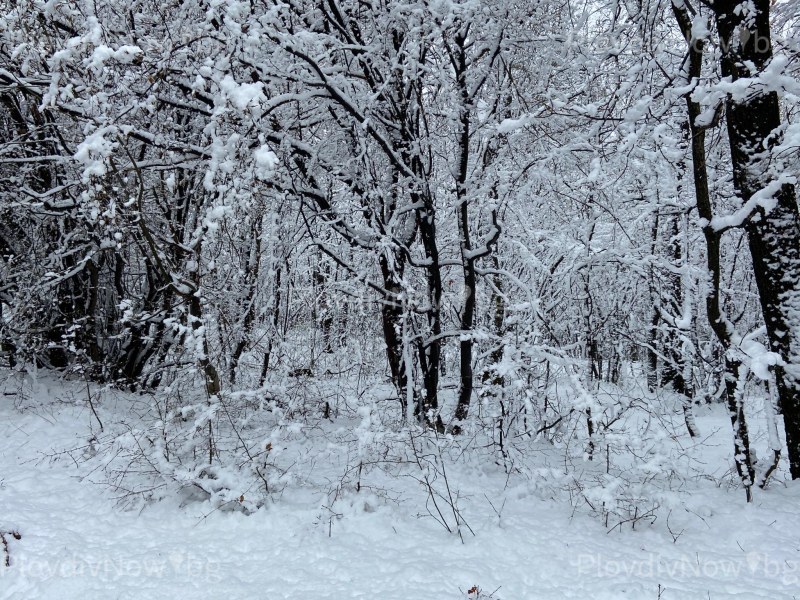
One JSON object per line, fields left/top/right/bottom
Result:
{"left": 647, "top": 213, "right": 661, "bottom": 393}
{"left": 379, "top": 251, "right": 411, "bottom": 410}
{"left": 188, "top": 238, "right": 221, "bottom": 400}
{"left": 416, "top": 184, "right": 445, "bottom": 432}
{"left": 451, "top": 30, "right": 476, "bottom": 432}
{"left": 712, "top": 0, "right": 800, "bottom": 478}
{"left": 673, "top": 2, "right": 755, "bottom": 497}
{"left": 446, "top": 28, "right": 503, "bottom": 433}
{"left": 582, "top": 218, "right": 598, "bottom": 460}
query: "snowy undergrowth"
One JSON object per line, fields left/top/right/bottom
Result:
{"left": 2, "top": 368, "right": 800, "bottom": 599}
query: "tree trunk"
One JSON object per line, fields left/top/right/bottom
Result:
{"left": 672, "top": 2, "right": 755, "bottom": 497}
{"left": 647, "top": 213, "right": 660, "bottom": 392}
{"left": 379, "top": 252, "right": 411, "bottom": 411}
{"left": 229, "top": 217, "right": 263, "bottom": 384}
{"left": 452, "top": 31, "right": 475, "bottom": 433}
{"left": 713, "top": 0, "right": 800, "bottom": 478}
{"left": 260, "top": 263, "right": 283, "bottom": 386}
{"left": 417, "top": 194, "right": 444, "bottom": 432}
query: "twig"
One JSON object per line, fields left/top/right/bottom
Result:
{"left": 0, "top": 530, "right": 22, "bottom": 567}
{"left": 85, "top": 379, "right": 104, "bottom": 432}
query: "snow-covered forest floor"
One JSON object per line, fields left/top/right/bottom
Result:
{"left": 1, "top": 369, "right": 799, "bottom": 600}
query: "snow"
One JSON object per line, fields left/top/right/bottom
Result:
{"left": 87, "top": 45, "right": 142, "bottom": 71}
{"left": 710, "top": 175, "right": 798, "bottom": 232}
{"left": 690, "top": 15, "right": 710, "bottom": 42}
{"left": 219, "top": 75, "right": 266, "bottom": 112}
{"left": 253, "top": 146, "right": 278, "bottom": 180}
{"left": 1, "top": 372, "right": 800, "bottom": 599}
{"left": 73, "top": 127, "right": 118, "bottom": 182}
{"left": 497, "top": 115, "right": 534, "bottom": 134}
{"left": 740, "top": 335, "right": 783, "bottom": 381}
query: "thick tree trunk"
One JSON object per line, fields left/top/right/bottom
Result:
{"left": 417, "top": 193, "right": 445, "bottom": 432}
{"left": 379, "top": 252, "right": 410, "bottom": 411}
{"left": 713, "top": 0, "right": 800, "bottom": 478}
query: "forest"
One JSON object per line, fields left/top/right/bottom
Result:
{"left": 2, "top": 1, "right": 800, "bottom": 598}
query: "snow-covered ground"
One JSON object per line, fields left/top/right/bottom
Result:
{"left": 2, "top": 371, "right": 800, "bottom": 600}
